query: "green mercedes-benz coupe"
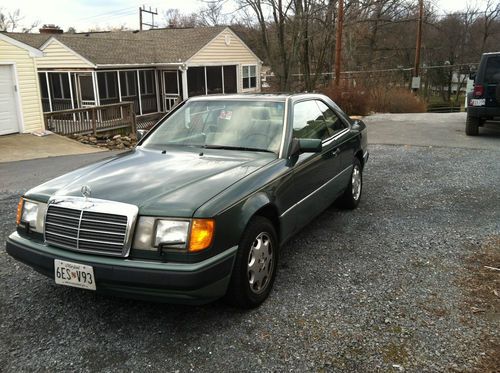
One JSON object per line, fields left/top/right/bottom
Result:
{"left": 6, "top": 93, "right": 368, "bottom": 308}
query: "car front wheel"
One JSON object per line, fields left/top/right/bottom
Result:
{"left": 337, "top": 159, "right": 362, "bottom": 209}
{"left": 225, "top": 216, "right": 278, "bottom": 308}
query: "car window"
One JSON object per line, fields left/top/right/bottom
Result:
{"left": 292, "top": 100, "right": 330, "bottom": 140}
{"left": 315, "top": 100, "right": 348, "bottom": 136}
{"left": 484, "top": 56, "right": 500, "bottom": 84}
{"left": 142, "top": 100, "right": 285, "bottom": 153}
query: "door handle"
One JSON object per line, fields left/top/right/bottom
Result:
{"left": 331, "top": 148, "right": 340, "bottom": 157}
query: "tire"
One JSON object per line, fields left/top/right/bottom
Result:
{"left": 225, "top": 216, "right": 278, "bottom": 309}
{"left": 465, "top": 115, "right": 479, "bottom": 136}
{"left": 337, "top": 158, "right": 362, "bottom": 209}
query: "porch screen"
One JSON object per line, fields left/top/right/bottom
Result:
{"left": 139, "top": 70, "right": 157, "bottom": 114}
{"left": 206, "top": 66, "right": 223, "bottom": 94}
{"left": 223, "top": 65, "right": 237, "bottom": 93}
{"left": 97, "top": 72, "right": 119, "bottom": 105}
{"left": 188, "top": 67, "right": 206, "bottom": 97}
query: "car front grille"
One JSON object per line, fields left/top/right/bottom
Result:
{"left": 44, "top": 198, "right": 138, "bottom": 257}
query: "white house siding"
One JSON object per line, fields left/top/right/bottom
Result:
{"left": 0, "top": 39, "right": 44, "bottom": 133}
{"left": 187, "top": 28, "right": 261, "bottom": 93}
{"left": 37, "top": 39, "right": 94, "bottom": 69}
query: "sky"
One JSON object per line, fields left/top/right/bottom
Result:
{"left": 1, "top": 0, "right": 493, "bottom": 33}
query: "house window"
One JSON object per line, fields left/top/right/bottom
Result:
{"left": 242, "top": 65, "right": 257, "bottom": 89}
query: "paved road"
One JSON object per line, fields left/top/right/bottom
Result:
{"left": 365, "top": 112, "right": 500, "bottom": 150}
{"left": 0, "top": 114, "right": 499, "bottom": 372}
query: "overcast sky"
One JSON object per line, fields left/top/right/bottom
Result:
{"left": 2, "top": 0, "right": 493, "bottom": 32}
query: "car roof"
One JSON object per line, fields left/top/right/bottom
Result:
{"left": 187, "top": 93, "right": 328, "bottom": 102}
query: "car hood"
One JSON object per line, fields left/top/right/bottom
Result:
{"left": 26, "top": 147, "right": 275, "bottom": 216}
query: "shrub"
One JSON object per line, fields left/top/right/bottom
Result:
{"left": 321, "top": 82, "right": 371, "bottom": 116}
{"left": 369, "top": 86, "right": 427, "bottom": 113}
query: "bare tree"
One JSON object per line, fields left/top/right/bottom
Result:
{"left": 199, "top": 1, "right": 227, "bottom": 26}
{"left": 0, "top": 8, "right": 38, "bottom": 32}
{"left": 479, "top": 0, "right": 500, "bottom": 53}
{"left": 162, "top": 9, "right": 199, "bottom": 28}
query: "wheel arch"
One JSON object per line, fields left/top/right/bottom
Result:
{"left": 354, "top": 149, "right": 364, "bottom": 169}
{"left": 239, "top": 192, "right": 281, "bottom": 244}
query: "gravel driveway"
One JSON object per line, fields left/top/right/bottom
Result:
{"left": 1, "top": 142, "right": 499, "bottom": 371}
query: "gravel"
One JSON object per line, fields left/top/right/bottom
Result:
{"left": 1, "top": 144, "right": 499, "bottom": 372}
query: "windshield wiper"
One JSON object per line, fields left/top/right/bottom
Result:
{"left": 203, "top": 145, "right": 275, "bottom": 153}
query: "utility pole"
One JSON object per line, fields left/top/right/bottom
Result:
{"left": 334, "top": 0, "right": 344, "bottom": 87}
{"left": 412, "top": 0, "right": 424, "bottom": 91}
{"left": 139, "top": 5, "right": 158, "bottom": 30}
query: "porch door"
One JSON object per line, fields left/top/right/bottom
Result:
{"left": 76, "top": 74, "right": 95, "bottom": 107}
{"left": 162, "top": 70, "right": 180, "bottom": 111}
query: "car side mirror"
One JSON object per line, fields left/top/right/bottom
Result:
{"left": 290, "top": 138, "right": 322, "bottom": 156}
{"left": 136, "top": 129, "right": 148, "bottom": 142}
{"left": 352, "top": 120, "right": 361, "bottom": 131}
{"left": 469, "top": 72, "right": 476, "bottom": 80}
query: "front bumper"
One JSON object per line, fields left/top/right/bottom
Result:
{"left": 6, "top": 232, "right": 236, "bottom": 304}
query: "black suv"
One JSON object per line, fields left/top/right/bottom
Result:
{"left": 466, "top": 52, "right": 500, "bottom": 135}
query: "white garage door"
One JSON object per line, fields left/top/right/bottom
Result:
{"left": 0, "top": 65, "right": 20, "bottom": 135}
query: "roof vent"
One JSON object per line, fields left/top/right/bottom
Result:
{"left": 39, "top": 24, "right": 63, "bottom": 34}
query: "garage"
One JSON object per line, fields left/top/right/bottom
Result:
{"left": 0, "top": 34, "right": 44, "bottom": 136}
{"left": 0, "top": 65, "right": 21, "bottom": 135}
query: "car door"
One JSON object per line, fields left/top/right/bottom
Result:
{"left": 316, "top": 100, "right": 355, "bottom": 182}
{"left": 283, "top": 99, "right": 347, "bottom": 233}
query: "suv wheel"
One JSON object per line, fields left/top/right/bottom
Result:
{"left": 465, "top": 114, "right": 479, "bottom": 136}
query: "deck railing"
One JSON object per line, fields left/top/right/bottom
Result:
{"left": 44, "top": 102, "right": 137, "bottom": 135}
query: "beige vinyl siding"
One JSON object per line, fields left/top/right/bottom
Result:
{"left": 0, "top": 39, "right": 44, "bottom": 133}
{"left": 188, "top": 29, "right": 261, "bottom": 93}
{"left": 37, "top": 39, "right": 94, "bottom": 69}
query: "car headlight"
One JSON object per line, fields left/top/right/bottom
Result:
{"left": 155, "top": 220, "right": 190, "bottom": 247}
{"left": 16, "top": 198, "right": 47, "bottom": 233}
{"left": 133, "top": 217, "right": 215, "bottom": 253}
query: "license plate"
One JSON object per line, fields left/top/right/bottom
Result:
{"left": 470, "top": 98, "right": 486, "bottom": 106}
{"left": 54, "top": 259, "right": 96, "bottom": 290}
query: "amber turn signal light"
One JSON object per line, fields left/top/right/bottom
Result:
{"left": 189, "top": 219, "right": 215, "bottom": 252}
{"left": 16, "top": 198, "right": 24, "bottom": 225}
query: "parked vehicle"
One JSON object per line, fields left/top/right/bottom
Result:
{"left": 6, "top": 93, "right": 369, "bottom": 308}
{"left": 466, "top": 52, "right": 500, "bottom": 135}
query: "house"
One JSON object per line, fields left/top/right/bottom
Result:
{"left": 0, "top": 33, "right": 44, "bottom": 135}
{"left": 0, "top": 26, "right": 262, "bottom": 135}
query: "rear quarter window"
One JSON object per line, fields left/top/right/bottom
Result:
{"left": 484, "top": 56, "right": 500, "bottom": 84}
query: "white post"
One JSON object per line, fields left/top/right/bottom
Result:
{"left": 91, "top": 71, "right": 99, "bottom": 106}
{"left": 68, "top": 72, "right": 76, "bottom": 121}
{"left": 136, "top": 70, "right": 143, "bottom": 116}
{"left": 181, "top": 66, "right": 188, "bottom": 100}
{"left": 204, "top": 66, "right": 208, "bottom": 95}
{"left": 45, "top": 72, "right": 53, "bottom": 112}
{"left": 221, "top": 66, "right": 225, "bottom": 94}
{"left": 117, "top": 71, "right": 122, "bottom": 102}
{"left": 155, "top": 70, "right": 160, "bottom": 113}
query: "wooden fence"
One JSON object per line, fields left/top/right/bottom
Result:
{"left": 43, "top": 102, "right": 137, "bottom": 135}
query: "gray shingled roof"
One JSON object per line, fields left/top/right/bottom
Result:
{"left": 3, "top": 26, "right": 229, "bottom": 65}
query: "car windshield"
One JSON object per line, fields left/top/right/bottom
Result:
{"left": 142, "top": 100, "right": 285, "bottom": 154}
